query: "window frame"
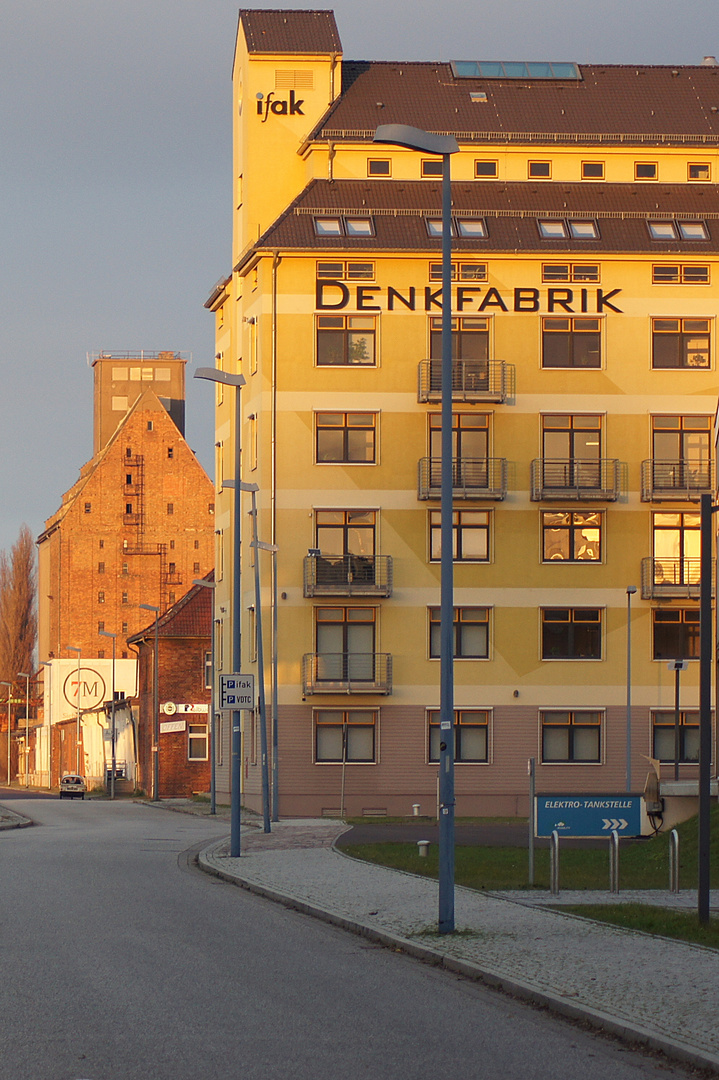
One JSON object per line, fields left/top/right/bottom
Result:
{"left": 541, "top": 510, "right": 602, "bottom": 563}
{"left": 427, "top": 708, "right": 491, "bottom": 764}
{"left": 315, "top": 411, "right": 377, "bottom": 465}
{"left": 540, "top": 709, "right": 603, "bottom": 764}
{"left": 688, "top": 163, "right": 711, "bottom": 182}
{"left": 542, "top": 263, "right": 600, "bottom": 283}
{"left": 528, "top": 160, "right": 552, "bottom": 179}
{"left": 542, "top": 317, "right": 602, "bottom": 369}
{"left": 316, "top": 313, "right": 377, "bottom": 367}
{"left": 652, "top": 264, "right": 710, "bottom": 285}
{"left": 652, "top": 608, "right": 700, "bottom": 661}
{"left": 428, "top": 606, "right": 491, "bottom": 660}
{"left": 429, "top": 262, "right": 488, "bottom": 282}
{"left": 474, "top": 160, "right": 498, "bottom": 178}
{"left": 314, "top": 708, "right": 378, "bottom": 764}
{"left": 316, "top": 260, "right": 375, "bottom": 281}
{"left": 635, "top": 161, "right": 658, "bottom": 180}
{"left": 367, "top": 158, "right": 391, "bottom": 177}
{"left": 651, "top": 318, "right": 711, "bottom": 370}
{"left": 651, "top": 709, "right": 700, "bottom": 764}
{"left": 541, "top": 607, "right": 602, "bottom": 660}
{"left": 188, "top": 724, "right": 209, "bottom": 762}
{"left": 429, "top": 509, "right": 491, "bottom": 563}
{"left": 581, "top": 161, "right": 605, "bottom": 180}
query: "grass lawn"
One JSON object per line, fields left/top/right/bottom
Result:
{"left": 342, "top": 805, "right": 719, "bottom": 892}
{"left": 557, "top": 904, "right": 719, "bottom": 949}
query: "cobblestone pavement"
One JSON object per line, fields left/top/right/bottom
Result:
{"left": 198, "top": 815, "right": 719, "bottom": 1074}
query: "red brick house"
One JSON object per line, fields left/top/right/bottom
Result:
{"left": 128, "top": 576, "right": 213, "bottom": 798}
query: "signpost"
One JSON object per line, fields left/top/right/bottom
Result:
{"left": 536, "top": 794, "right": 642, "bottom": 837}
{"left": 219, "top": 674, "right": 255, "bottom": 712}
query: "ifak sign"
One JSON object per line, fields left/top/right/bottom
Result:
{"left": 256, "top": 91, "right": 305, "bottom": 122}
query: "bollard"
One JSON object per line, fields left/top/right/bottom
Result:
{"left": 417, "top": 840, "right": 430, "bottom": 857}
{"left": 550, "top": 830, "right": 560, "bottom": 895}
{"left": 669, "top": 828, "right": 680, "bottom": 893}
{"left": 412, "top": 804, "right": 421, "bottom": 817}
{"left": 610, "top": 830, "right": 620, "bottom": 894}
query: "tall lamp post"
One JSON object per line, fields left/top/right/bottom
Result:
{"left": 66, "top": 646, "right": 82, "bottom": 774}
{"left": 254, "top": 536, "right": 279, "bottom": 822}
{"left": 18, "top": 672, "right": 30, "bottom": 786}
{"left": 40, "top": 660, "right": 52, "bottom": 788}
{"left": 194, "top": 366, "right": 246, "bottom": 858}
{"left": 1, "top": 681, "right": 12, "bottom": 786}
{"left": 626, "top": 586, "right": 636, "bottom": 793}
{"left": 242, "top": 480, "right": 272, "bottom": 834}
{"left": 139, "top": 605, "right": 160, "bottom": 802}
{"left": 99, "top": 630, "right": 117, "bottom": 799}
{"left": 698, "top": 492, "right": 716, "bottom": 924}
{"left": 193, "top": 578, "right": 217, "bottom": 815}
{"left": 374, "top": 124, "right": 459, "bottom": 933}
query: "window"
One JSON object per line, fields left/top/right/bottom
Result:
{"left": 429, "top": 262, "right": 487, "bottom": 282}
{"left": 541, "top": 710, "right": 601, "bottom": 762}
{"left": 98, "top": 591, "right": 105, "bottom": 604}
{"left": 652, "top": 415, "right": 711, "bottom": 468}
{"left": 429, "top": 607, "right": 490, "bottom": 659}
{"left": 317, "top": 261, "right": 374, "bottom": 281}
{"left": 98, "top": 650, "right": 104, "bottom": 659}
{"left": 122, "top": 592, "right": 128, "bottom": 603}
{"left": 316, "top": 510, "right": 375, "bottom": 557}
{"left": 679, "top": 221, "right": 709, "bottom": 240}
{"left": 204, "top": 651, "right": 212, "bottom": 689}
{"left": 429, "top": 412, "right": 489, "bottom": 466}
{"left": 581, "top": 161, "right": 605, "bottom": 180}
{"left": 167, "top": 502, "right": 174, "bottom": 515}
{"left": 316, "top": 412, "right": 376, "bottom": 464}
{"left": 84, "top": 502, "right": 91, "bottom": 514}
{"left": 542, "top": 318, "right": 601, "bottom": 368}
{"left": 367, "top": 158, "right": 390, "bottom": 176}
{"left": 125, "top": 503, "right": 133, "bottom": 515}
{"left": 194, "top": 540, "right": 200, "bottom": 549}
{"left": 98, "top": 562, "right": 105, "bottom": 574}
{"left": 538, "top": 220, "right": 567, "bottom": 238}
{"left": 99, "top": 540, "right": 104, "bottom": 548}
{"left": 425, "top": 218, "right": 487, "bottom": 238}
{"left": 121, "top": 622, "right": 128, "bottom": 634}
{"left": 421, "top": 159, "right": 443, "bottom": 177}
{"left": 126, "top": 448, "right": 132, "bottom": 458}
{"left": 345, "top": 218, "right": 374, "bottom": 237}
{"left": 537, "top": 219, "right": 599, "bottom": 239}
{"left": 314, "top": 216, "right": 376, "bottom": 236}
{"left": 147, "top": 420, "right": 154, "bottom": 431}
{"left": 315, "top": 607, "right": 376, "bottom": 682}
{"left": 529, "top": 161, "right": 551, "bottom": 178}
{"left": 314, "top": 217, "right": 343, "bottom": 236}
{"left": 430, "top": 317, "right": 489, "bottom": 360}
{"left": 167, "top": 447, "right": 174, "bottom": 459}
{"left": 688, "top": 163, "right": 710, "bottom": 181}
{"left": 653, "top": 609, "right": 700, "bottom": 660}
{"left": 112, "top": 396, "right": 128, "bottom": 412}
{"left": 541, "top": 608, "right": 601, "bottom": 659}
{"left": 653, "top": 511, "right": 700, "bottom": 587}
{"left": 652, "top": 264, "right": 709, "bottom": 284}
{"left": 647, "top": 220, "right": 709, "bottom": 240}
{"left": 652, "top": 710, "right": 700, "bottom": 762}
{"left": 428, "top": 709, "right": 490, "bottom": 763}
{"left": 430, "top": 509, "right": 490, "bottom": 561}
{"left": 169, "top": 591, "right": 176, "bottom": 605}
{"left": 474, "top": 160, "right": 498, "bottom": 178}
{"left": 315, "top": 709, "right": 377, "bottom": 763}
{"left": 209, "top": 503, "right": 214, "bottom": 515}
{"left": 168, "top": 562, "right": 176, "bottom": 574}
{"left": 188, "top": 724, "right": 208, "bottom": 761}
{"left": 193, "top": 562, "right": 200, "bottom": 574}
{"left": 542, "top": 264, "right": 600, "bottom": 283}
{"left": 652, "top": 319, "right": 710, "bottom": 369}
{"left": 122, "top": 562, "right": 129, "bottom": 575}
{"left": 98, "top": 621, "right": 105, "bottom": 633}
{"left": 126, "top": 474, "right": 133, "bottom": 486}
{"left": 569, "top": 220, "right": 599, "bottom": 239}
{"left": 635, "top": 161, "right": 658, "bottom": 180}
{"left": 542, "top": 414, "right": 602, "bottom": 470}
{"left": 542, "top": 511, "right": 601, "bottom": 561}
{"left": 316, "top": 315, "right": 376, "bottom": 366}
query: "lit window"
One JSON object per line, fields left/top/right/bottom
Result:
{"left": 541, "top": 710, "right": 601, "bottom": 762}
{"left": 428, "top": 709, "right": 490, "bottom": 763}
{"left": 537, "top": 220, "right": 567, "bottom": 238}
{"left": 474, "top": 160, "right": 498, "bottom": 178}
{"left": 581, "top": 161, "right": 604, "bottom": 179}
{"left": 542, "top": 511, "right": 601, "bottom": 561}
{"left": 367, "top": 159, "right": 390, "bottom": 176}
{"left": 528, "top": 161, "right": 551, "bottom": 178}
{"left": 635, "top": 162, "right": 658, "bottom": 180}
{"left": 688, "top": 163, "right": 710, "bottom": 181}
{"left": 314, "top": 709, "right": 377, "bottom": 763}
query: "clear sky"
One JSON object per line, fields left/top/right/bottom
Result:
{"left": 1, "top": 0, "right": 717, "bottom": 555}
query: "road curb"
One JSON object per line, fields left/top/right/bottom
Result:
{"left": 0, "top": 806, "right": 34, "bottom": 831}
{"left": 197, "top": 842, "right": 719, "bottom": 1076}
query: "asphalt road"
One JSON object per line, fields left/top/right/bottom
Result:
{"left": 0, "top": 799, "right": 692, "bottom": 1080}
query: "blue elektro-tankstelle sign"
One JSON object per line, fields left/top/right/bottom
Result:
{"left": 536, "top": 794, "right": 642, "bottom": 837}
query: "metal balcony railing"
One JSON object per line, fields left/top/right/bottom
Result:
{"left": 418, "top": 457, "right": 508, "bottom": 500}
{"left": 530, "top": 458, "right": 620, "bottom": 501}
{"left": 641, "top": 557, "right": 714, "bottom": 599}
{"left": 417, "top": 359, "right": 512, "bottom": 403}
{"left": 302, "top": 653, "right": 392, "bottom": 695}
{"left": 641, "top": 460, "right": 714, "bottom": 502}
{"left": 303, "top": 555, "right": 393, "bottom": 597}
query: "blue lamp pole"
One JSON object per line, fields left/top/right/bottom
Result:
{"left": 193, "top": 578, "right": 218, "bottom": 815}
{"left": 374, "top": 124, "right": 459, "bottom": 932}
{"left": 195, "top": 366, "right": 246, "bottom": 857}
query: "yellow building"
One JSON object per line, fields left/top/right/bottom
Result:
{"left": 205, "top": 9, "right": 719, "bottom": 817}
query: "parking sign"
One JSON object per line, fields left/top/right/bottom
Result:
{"left": 219, "top": 674, "right": 255, "bottom": 710}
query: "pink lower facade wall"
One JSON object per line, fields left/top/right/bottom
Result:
{"left": 238, "top": 704, "right": 712, "bottom": 818}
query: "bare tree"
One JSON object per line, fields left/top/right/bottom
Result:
{"left": 0, "top": 525, "right": 37, "bottom": 689}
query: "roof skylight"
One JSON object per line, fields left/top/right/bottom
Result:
{"left": 451, "top": 60, "right": 581, "bottom": 80}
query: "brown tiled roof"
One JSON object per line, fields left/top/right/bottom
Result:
{"left": 240, "top": 9, "right": 341, "bottom": 55}
{"left": 128, "top": 573, "right": 214, "bottom": 643}
{"left": 312, "top": 62, "right": 719, "bottom": 145}
{"left": 245, "top": 179, "right": 719, "bottom": 257}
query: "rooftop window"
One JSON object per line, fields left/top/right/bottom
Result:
{"left": 426, "top": 218, "right": 488, "bottom": 239}
{"left": 537, "top": 219, "right": 599, "bottom": 240}
{"left": 313, "top": 217, "right": 376, "bottom": 238}
{"left": 451, "top": 60, "right": 581, "bottom": 80}
{"left": 647, "top": 221, "right": 710, "bottom": 241}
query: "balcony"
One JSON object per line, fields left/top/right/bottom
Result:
{"left": 641, "top": 557, "right": 714, "bottom": 599}
{"left": 302, "top": 653, "right": 392, "bottom": 695}
{"left": 303, "top": 555, "right": 393, "bottom": 598}
{"left": 641, "top": 460, "right": 714, "bottom": 502}
{"left": 418, "top": 457, "right": 508, "bottom": 500}
{"left": 531, "top": 459, "right": 620, "bottom": 501}
{"left": 417, "top": 359, "right": 512, "bottom": 403}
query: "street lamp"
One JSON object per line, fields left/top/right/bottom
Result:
{"left": 99, "top": 630, "right": 117, "bottom": 799}
{"left": 66, "top": 646, "right": 82, "bottom": 774}
{"left": 242, "top": 480, "right": 272, "bottom": 834}
{"left": 193, "top": 578, "right": 218, "bottom": 815}
{"left": 626, "top": 586, "right": 636, "bottom": 793}
{"left": 254, "top": 537, "right": 279, "bottom": 822}
{"left": 374, "top": 123, "right": 459, "bottom": 933}
{"left": 139, "top": 604, "right": 160, "bottom": 802}
{"left": 194, "top": 366, "right": 246, "bottom": 857}
{"left": 1, "top": 681, "right": 12, "bottom": 786}
{"left": 40, "top": 660, "right": 52, "bottom": 788}
{"left": 17, "top": 672, "right": 30, "bottom": 786}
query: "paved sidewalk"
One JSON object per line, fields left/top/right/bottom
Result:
{"left": 0, "top": 804, "right": 32, "bottom": 830}
{"left": 199, "top": 817, "right": 719, "bottom": 1075}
